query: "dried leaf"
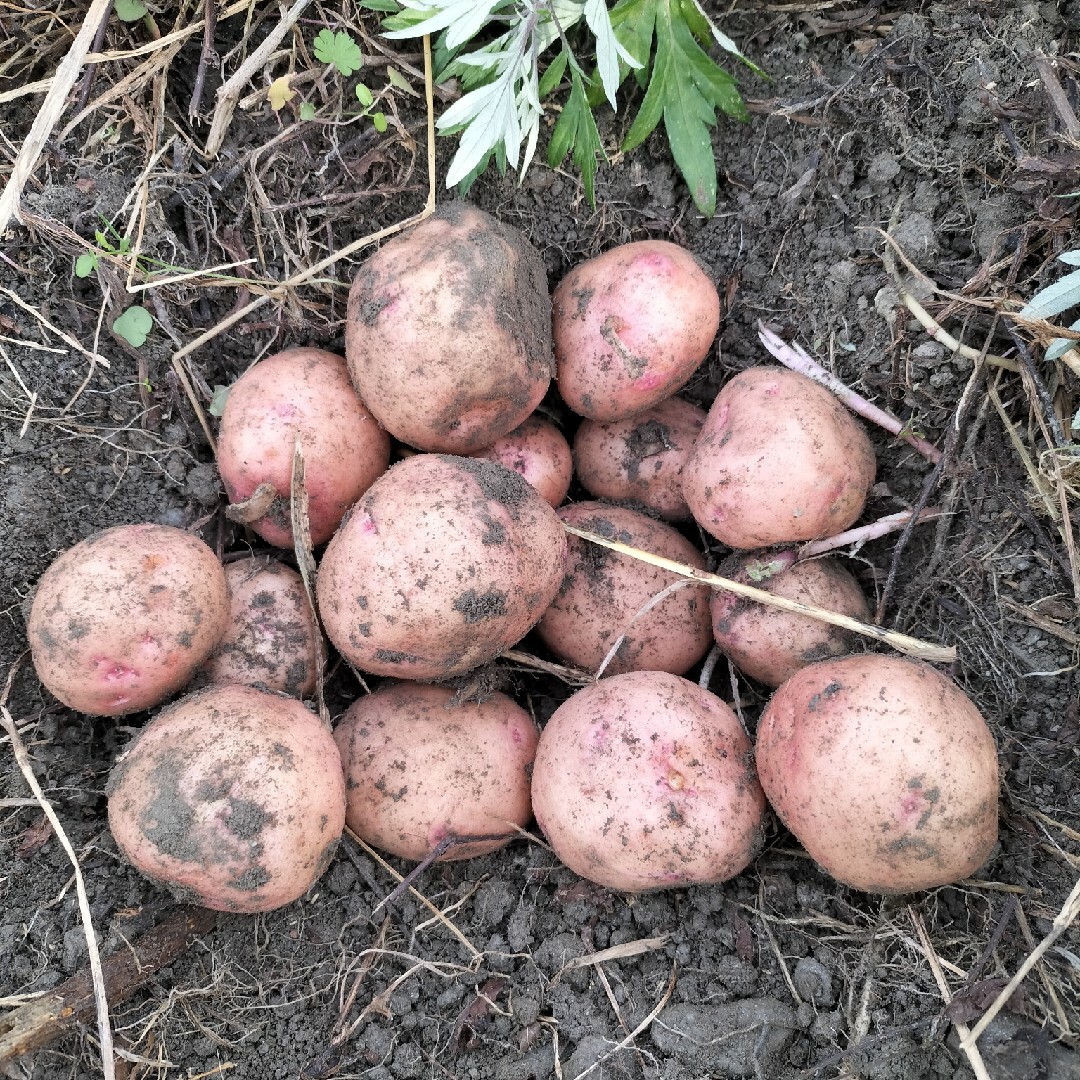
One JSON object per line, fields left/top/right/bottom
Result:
{"left": 268, "top": 75, "right": 295, "bottom": 111}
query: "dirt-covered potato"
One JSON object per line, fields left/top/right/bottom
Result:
{"left": 532, "top": 671, "right": 766, "bottom": 892}
{"left": 467, "top": 414, "right": 573, "bottom": 508}
{"left": 682, "top": 367, "right": 877, "bottom": 548}
{"left": 107, "top": 684, "right": 345, "bottom": 912}
{"left": 711, "top": 551, "right": 869, "bottom": 687}
{"left": 316, "top": 455, "right": 566, "bottom": 680}
{"left": 537, "top": 503, "right": 712, "bottom": 677}
{"left": 202, "top": 558, "right": 320, "bottom": 697}
{"left": 573, "top": 396, "right": 706, "bottom": 520}
{"left": 345, "top": 203, "right": 552, "bottom": 453}
{"left": 27, "top": 524, "right": 229, "bottom": 716}
{"left": 217, "top": 347, "right": 390, "bottom": 548}
{"left": 756, "top": 655, "right": 999, "bottom": 893}
{"left": 552, "top": 241, "right": 719, "bottom": 422}
{"left": 334, "top": 682, "right": 538, "bottom": 862}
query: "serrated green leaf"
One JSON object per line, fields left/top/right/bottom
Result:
{"left": 372, "top": 112, "right": 389, "bottom": 132}
{"left": 313, "top": 29, "right": 363, "bottom": 77}
{"left": 547, "top": 68, "right": 604, "bottom": 206}
{"left": 1020, "top": 268, "right": 1080, "bottom": 320}
{"left": 539, "top": 49, "right": 569, "bottom": 98}
{"left": 74, "top": 253, "right": 98, "bottom": 278}
{"left": 356, "top": 83, "right": 374, "bottom": 107}
{"left": 113, "top": 306, "right": 153, "bottom": 348}
{"left": 114, "top": 0, "right": 147, "bottom": 22}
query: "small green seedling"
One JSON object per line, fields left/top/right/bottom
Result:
{"left": 355, "top": 83, "right": 388, "bottom": 131}
{"left": 113, "top": 306, "right": 153, "bottom": 348}
{"left": 114, "top": 0, "right": 147, "bottom": 21}
{"left": 313, "top": 29, "right": 363, "bottom": 77}
{"left": 74, "top": 253, "right": 98, "bottom": 278}
{"left": 299, "top": 102, "right": 317, "bottom": 121}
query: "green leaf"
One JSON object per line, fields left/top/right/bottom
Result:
{"left": 208, "top": 385, "right": 231, "bottom": 417}
{"left": 547, "top": 68, "right": 604, "bottom": 207}
{"left": 112, "top": 306, "right": 153, "bottom": 348}
{"left": 74, "top": 253, "right": 98, "bottom": 278}
{"left": 1020, "top": 268, "right": 1080, "bottom": 321}
{"left": 372, "top": 111, "right": 389, "bottom": 132}
{"left": 386, "top": 66, "right": 418, "bottom": 96}
{"left": 356, "top": 83, "right": 374, "bottom": 107}
{"left": 361, "top": 0, "right": 401, "bottom": 10}
{"left": 538, "top": 48, "right": 569, "bottom": 98}
{"left": 114, "top": 0, "right": 147, "bottom": 22}
{"left": 313, "top": 28, "right": 363, "bottom": 77}
{"left": 299, "top": 101, "right": 317, "bottom": 121}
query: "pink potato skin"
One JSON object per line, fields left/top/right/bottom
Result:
{"left": 531, "top": 671, "right": 766, "bottom": 892}
{"left": 711, "top": 551, "right": 869, "bottom": 687}
{"left": 217, "top": 347, "right": 390, "bottom": 547}
{"left": 573, "top": 396, "right": 707, "bottom": 520}
{"left": 316, "top": 455, "right": 567, "bottom": 680}
{"left": 682, "top": 367, "right": 877, "bottom": 549}
{"left": 552, "top": 241, "right": 720, "bottom": 422}
{"left": 756, "top": 655, "right": 1000, "bottom": 894}
{"left": 107, "top": 685, "right": 346, "bottom": 913}
{"left": 538, "top": 503, "right": 712, "bottom": 677}
{"left": 345, "top": 203, "right": 552, "bottom": 453}
{"left": 27, "top": 523, "right": 229, "bottom": 716}
{"left": 334, "top": 682, "right": 539, "bottom": 862}
{"left": 467, "top": 414, "right": 573, "bottom": 508}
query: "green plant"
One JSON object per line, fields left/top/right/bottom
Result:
{"left": 313, "top": 28, "right": 365, "bottom": 76}
{"left": 1019, "top": 250, "right": 1080, "bottom": 363}
{"left": 113, "top": 306, "right": 153, "bottom": 348}
{"left": 114, "top": 0, "right": 148, "bottom": 22}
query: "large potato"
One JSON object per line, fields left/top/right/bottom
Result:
{"left": 467, "top": 414, "right": 573, "bottom": 508}
{"left": 316, "top": 455, "right": 566, "bottom": 680}
{"left": 334, "top": 682, "right": 538, "bottom": 862}
{"left": 552, "top": 241, "right": 719, "bottom": 422}
{"left": 217, "top": 347, "right": 390, "bottom": 547}
{"left": 756, "top": 655, "right": 999, "bottom": 893}
{"left": 532, "top": 671, "right": 766, "bottom": 892}
{"left": 682, "top": 367, "right": 877, "bottom": 548}
{"left": 28, "top": 524, "right": 228, "bottom": 716}
{"left": 107, "top": 685, "right": 346, "bottom": 912}
{"left": 345, "top": 203, "right": 552, "bottom": 453}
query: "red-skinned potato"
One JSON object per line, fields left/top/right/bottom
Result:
{"left": 316, "top": 455, "right": 566, "bottom": 680}
{"left": 756, "top": 654, "right": 999, "bottom": 893}
{"left": 467, "top": 414, "right": 573, "bottom": 508}
{"left": 345, "top": 203, "right": 552, "bottom": 453}
{"left": 28, "top": 524, "right": 228, "bottom": 716}
{"left": 537, "top": 502, "right": 712, "bottom": 677}
{"left": 217, "top": 347, "right": 390, "bottom": 547}
{"left": 573, "top": 396, "right": 706, "bottom": 520}
{"left": 531, "top": 671, "right": 766, "bottom": 892}
{"left": 553, "top": 241, "right": 719, "bottom": 422}
{"left": 107, "top": 684, "right": 346, "bottom": 912}
{"left": 202, "top": 557, "right": 320, "bottom": 697}
{"left": 682, "top": 367, "right": 877, "bottom": 548}
{"left": 334, "top": 682, "right": 538, "bottom": 862}
{"left": 711, "top": 551, "right": 869, "bottom": 687}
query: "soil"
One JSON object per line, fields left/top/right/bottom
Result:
{"left": 2, "top": 2, "right": 1080, "bottom": 1079}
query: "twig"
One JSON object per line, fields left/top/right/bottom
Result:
{"left": 797, "top": 508, "right": 942, "bottom": 559}
{"left": 1006, "top": 320, "right": 1068, "bottom": 448}
{"left": 189, "top": 0, "right": 219, "bottom": 120}
{"left": 73, "top": 1, "right": 115, "bottom": 115}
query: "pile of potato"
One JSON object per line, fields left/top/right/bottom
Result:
{"left": 26, "top": 203, "right": 999, "bottom": 912}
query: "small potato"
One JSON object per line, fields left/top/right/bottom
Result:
{"left": 217, "top": 347, "right": 391, "bottom": 548}
{"left": 202, "top": 558, "right": 320, "bottom": 697}
{"left": 537, "top": 503, "right": 712, "bottom": 677}
{"left": 316, "top": 455, "right": 566, "bottom": 680}
{"left": 711, "top": 551, "right": 869, "bottom": 687}
{"left": 531, "top": 671, "right": 766, "bottom": 892}
{"left": 467, "top": 414, "right": 573, "bottom": 508}
{"left": 553, "top": 241, "right": 719, "bottom": 422}
{"left": 334, "top": 682, "right": 538, "bottom": 862}
{"left": 346, "top": 203, "right": 552, "bottom": 453}
{"left": 107, "top": 684, "right": 346, "bottom": 912}
{"left": 28, "top": 524, "right": 228, "bottom": 716}
{"left": 756, "top": 655, "right": 999, "bottom": 894}
{"left": 682, "top": 367, "right": 877, "bottom": 548}
{"left": 573, "top": 396, "right": 706, "bottom": 520}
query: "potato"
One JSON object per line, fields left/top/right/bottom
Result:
{"left": 334, "top": 682, "right": 538, "bottom": 862}
{"left": 28, "top": 523, "right": 228, "bottom": 716}
{"left": 682, "top": 367, "right": 877, "bottom": 548}
{"left": 531, "top": 671, "right": 766, "bottom": 892}
{"left": 107, "top": 684, "right": 345, "bottom": 912}
{"left": 316, "top": 455, "right": 566, "bottom": 680}
{"left": 202, "top": 557, "right": 320, "bottom": 697}
{"left": 345, "top": 203, "right": 552, "bottom": 453}
{"left": 711, "top": 551, "right": 869, "bottom": 687}
{"left": 537, "top": 503, "right": 712, "bottom": 677}
{"left": 217, "top": 347, "right": 390, "bottom": 548}
{"left": 573, "top": 396, "right": 706, "bottom": 520}
{"left": 467, "top": 414, "right": 573, "bottom": 508}
{"left": 552, "top": 241, "right": 719, "bottom": 422}
{"left": 756, "top": 655, "right": 999, "bottom": 893}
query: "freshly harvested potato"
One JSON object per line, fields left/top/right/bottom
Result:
{"left": 217, "top": 347, "right": 390, "bottom": 548}
{"left": 467, "top": 414, "right": 573, "bottom": 508}
{"left": 756, "top": 655, "right": 999, "bottom": 893}
{"left": 531, "top": 671, "right": 766, "bottom": 892}
{"left": 107, "top": 684, "right": 346, "bottom": 912}
{"left": 334, "top": 682, "right": 538, "bottom": 862}
{"left": 573, "top": 396, "right": 706, "bottom": 520}
{"left": 537, "top": 503, "right": 712, "bottom": 677}
{"left": 202, "top": 557, "right": 320, "bottom": 697}
{"left": 316, "top": 455, "right": 566, "bottom": 680}
{"left": 682, "top": 367, "right": 877, "bottom": 549}
{"left": 552, "top": 241, "right": 719, "bottom": 422}
{"left": 346, "top": 203, "right": 552, "bottom": 453}
{"left": 28, "top": 524, "right": 228, "bottom": 716}
{"left": 711, "top": 551, "right": 869, "bottom": 687}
